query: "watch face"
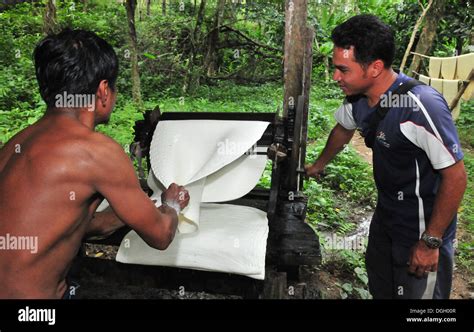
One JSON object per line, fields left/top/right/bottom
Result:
{"left": 423, "top": 233, "right": 442, "bottom": 248}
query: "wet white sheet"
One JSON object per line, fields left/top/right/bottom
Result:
{"left": 116, "top": 119, "right": 270, "bottom": 279}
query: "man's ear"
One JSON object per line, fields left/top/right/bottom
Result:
{"left": 96, "top": 80, "right": 110, "bottom": 106}
{"left": 369, "top": 59, "right": 385, "bottom": 78}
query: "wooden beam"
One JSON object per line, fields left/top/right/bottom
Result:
{"left": 283, "top": 0, "right": 307, "bottom": 119}
{"left": 283, "top": 0, "right": 313, "bottom": 191}
{"left": 449, "top": 69, "right": 474, "bottom": 111}
{"left": 299, "top": 26, "right": 314, "bottom": 191}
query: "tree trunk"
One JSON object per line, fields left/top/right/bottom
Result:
{"left": 283, "top": 0, "right": 312, "bottom": 191}
{"left": 283, "top": 0, "right": 307, "bottom": 119}
{"left": 146, "top": 0, "right": 151, "bottom": 16}
{"left": 43, "top": 0, "right": 57, "bottom": 35}
{"left": 400, "top": 0, "right": 433, "bottom": 73}
{"left": 138, "top": 0, "right": 142, "bottom": 21}
{"left": 125, "top": 0, "right": 143, "bottom": 107}
{"left": 162, "top": 0, "right": 166, "bottom": 15}
{"left": 408, "top": 0, "right": 446, "bottom": 76}
{"left": 183, "top": 0, "right": 207, "bottom": 93}
{"left": 455, "top": 37, "right": 463, "bottom": 56}
{"left": 203, "top": 0, "right": 226, "bottom": 77}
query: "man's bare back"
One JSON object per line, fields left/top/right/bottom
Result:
{"left": 0, "top": 114, "right": 106, "bottom": 298}
{"left": 0, "top": 112, "right": 188, "bottom": 298}
{"left": 0, "top": 29, "right": 190, "bottom": 298}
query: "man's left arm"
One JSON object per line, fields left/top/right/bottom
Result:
{"left": 408, "top": 161, "right": 467, "bottom": 278}
{"left": 85, "top": 206, "right": 125, "bottom": 240}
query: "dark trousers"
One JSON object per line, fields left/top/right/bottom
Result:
{"left": 365, "top": 213, "right": 454, "bottom": 299}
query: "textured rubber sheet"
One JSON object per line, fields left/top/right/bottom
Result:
{"left": 115, "top": 120, "right": 270, "bottom": 279}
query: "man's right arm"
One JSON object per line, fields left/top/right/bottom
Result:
{"left": 91, "top": 134, "right": 188, "bottom": 250}
{"left": 305, "top": 123, "right": 355, "bottom": 178}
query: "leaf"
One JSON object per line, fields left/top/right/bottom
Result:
{"left": 354, "top": 287, "right": 371, "bottom": 299}
{"left": 143, "top": 52, "right": 157, "bottom": 60}
{"left": 355, "top": 267, "right": 369, "bottom": 285}
{"left": 342, "top": 283, "right": 353, "bottom": 293}
{"left": 94, "top": 252, "right": 104, "bottom": 258}
{"left": 317, "top": 197, "right": 328, "bottom": 206}
{"left": 319, "top": 41, "right": 334, "bottom": 56}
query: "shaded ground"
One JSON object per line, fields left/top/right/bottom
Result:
{"left": 77, "top": 244, "right": 326, "bottom": 299}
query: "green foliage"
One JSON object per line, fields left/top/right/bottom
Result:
{"left": 257, "top": 160, "right": 272, "bottom": 189}
{"left": 326, "top": 246, "right": 372, "bottom": 299}
{"left": 455, "top": 102, "right": 474, "bottom": 273}
{"left": 96, "top": 100, "right": 144, "bottom": 149}
{"left": 436, "top": 0, "right": 474, "bottom": 56}
{"left": 456, "top": 149, "right": 474, "bottom": 272}
{"left": 0, "top": 0, "right": 472, "bottom": 297}
{"left": 456, "top": 100, "right": 474, "bottom": 149}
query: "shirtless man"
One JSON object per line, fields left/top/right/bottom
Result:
{"left": 0, "top": 29, "right": 189, "bottom": 299}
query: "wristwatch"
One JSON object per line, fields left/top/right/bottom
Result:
{"left": 421, "top": 232, "right": 443, "bottom": 249}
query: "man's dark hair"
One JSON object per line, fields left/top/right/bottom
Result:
{"left": 331, "top": 14, "right": 395, "bottom": 69}
{"left": 34, "top": 29, "right": 119, "bottom": 107}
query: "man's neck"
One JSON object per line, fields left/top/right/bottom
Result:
{"left": 45, "top": 107, "right": 96, "bottom": 130}
{"left": 365, "top": 69, "right": 398, "bottom": 108}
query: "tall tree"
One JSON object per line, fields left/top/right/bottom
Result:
{"left": 125, "top": 0, "right": 143, "bottom": 107}
{"left": 408, "top": 0, "right": 447, "bottom": 76}
{"left": 283, "top": 0, "right": 313, "bottom": 191}
{"left": 400, "top": 0, "right": 433, "bottom": 73}
{"left": 43, "top": 0, "right": 57, "bottom": 35}
{"left": 146, "top": 0, "right": 151, "bottom": 16}
{"left": 183, "top": 0, "right": 207, "bottom": 92}
{"left": 203, "top": 0, "right": 226, "bottom": 77}
{"left": 162, "top": 0, "right": 166, "bottom": 15}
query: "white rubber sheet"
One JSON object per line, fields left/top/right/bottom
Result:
{"left": 148, "top": 120, "right": 269, "bottom": 233}
{"left": 116, "top": 202, "right": 269, "bottom": 279}
{"left": 116, "top": 119, "right": 270, "bottom": 279}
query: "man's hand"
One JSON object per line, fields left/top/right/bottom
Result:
{"left": 305, "top": 162, "right": 325, "bottom": 180}
{"left": 161, "top": 183, "right": 190, "bottom": 211}
{"left": 408, "top": 240, "right": 439, "bottom": 278}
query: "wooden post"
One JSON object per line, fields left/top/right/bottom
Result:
{"left": 299, "top": 26, "right": 314, "bottom": 190}
{"left": 283, "top": 0, "right": 312, "bottom": 191}
{"left": 283, "top": 0, "right": 307, "bottom": 120}
{"left": 449, "top": 69, "right": 474, "bottom": 111}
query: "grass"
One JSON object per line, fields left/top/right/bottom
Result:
{"left": 455, "top": 100, "right": 474, "bottom": 275}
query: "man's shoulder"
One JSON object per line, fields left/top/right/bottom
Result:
{"left": 86, "top": 132, "right": 130, "bottom": 166}
{"left": 405, "top": 83, "right": 451, "bottom": 118}
{"left": 342, "top": 94, "right": 369, "bottom": 115}
{"left": 88, "top": 131, "right": 123, "bottom": 150}
{"left": 345, "top": 94, "right": 366, "bottom": 105}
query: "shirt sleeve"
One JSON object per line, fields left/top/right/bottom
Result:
{"left": 334, "top": 99, "right": 357, "bottom": 130}
{"left": 400, "top": 86, "right": 464, "bottom": 170}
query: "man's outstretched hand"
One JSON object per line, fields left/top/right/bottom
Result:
{"left": 304, "top": 162, "right": 325, "bottom": 180}
{"left": 161, "top": 183, "right": 190, "bottom": 211}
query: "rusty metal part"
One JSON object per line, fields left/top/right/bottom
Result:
{"left": 267, "top": 143, "right": 287, "bottom": 163}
